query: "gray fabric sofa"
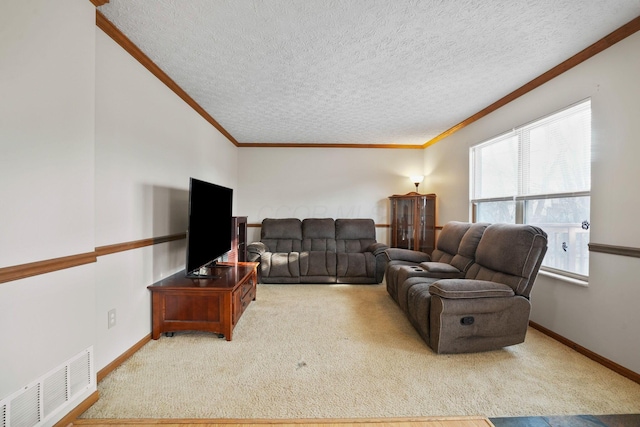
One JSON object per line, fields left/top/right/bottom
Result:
{"left": 247, "top": 218, "right": 388, "bottom": 284}
{"left": 385, "top": 222, "right": 547, "bottom": 354}
{"left": 385, "top": 221, "right": 488, "bottom": 301}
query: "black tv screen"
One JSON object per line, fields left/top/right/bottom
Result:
{"left": 185, "top": 178, "right": 233, "bottom": 277}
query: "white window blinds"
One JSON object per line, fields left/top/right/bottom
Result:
{"left": 471, "top": 99, "right": 591, "bottom": 278}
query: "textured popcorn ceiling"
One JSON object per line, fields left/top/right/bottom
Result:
{"left": 98, "top": 0, "right": 640, "bottom": 146}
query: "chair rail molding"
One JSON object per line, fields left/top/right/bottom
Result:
{"left": 0, "top": 233, "right": 187, "bottom": 285}
{"left": 0, "top": 252, "right": 97, "bottom": 285}
{"left": 589, "top": 243, "right": 640, "bottom": 258}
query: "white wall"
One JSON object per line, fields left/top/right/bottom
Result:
{"left": 93, "top": 29, "right": 239, "bottom": 371}
{"left": 423, "top": 31, "right": 640, "bottom": 374}
{"left": 0, "top": 0, "right": 95, "bottom": 268}
{"left": 0, "top": 0, "right": 97, "bottom": 403}
{"left": 238, "top": 147, "right": 425, "bottom": 244}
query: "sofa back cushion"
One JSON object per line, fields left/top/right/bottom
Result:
{"left": 335, "top": 219, "right": 376, "bottom": 253}
{"left": 449, "top": 222, "right": 489, "bottom": 273}
{"left": 466, "top": 223, "right": 548, "bottom": 297}
{"left": 261, "top": 218, "right": 303, "bottom": 252}
{"left": 430, "top": 221, "right": 472, "bottom": 263}
{"left": 302, "top": 218, "right": 337, "bottom": 252}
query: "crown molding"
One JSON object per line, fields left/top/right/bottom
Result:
{"left": 237, "top": 142, "right": 423, "bottom": 149}
{"left": 422, "top": 14, "right": 640, "bottom": 149}
{"left": 95, "top": 11, "right": 240, "bottom": 147}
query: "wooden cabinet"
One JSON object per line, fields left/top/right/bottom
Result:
{"left": 389, "top": 192, "right": 436, "bottom": 254}
{"left": 147, "top": 262, "right": 258, "bottom": 341}
{"left": 228, "top": 216, "right": 248, "bottom": 263}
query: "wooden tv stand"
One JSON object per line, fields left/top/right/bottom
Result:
{"left": 147, "top": 262, "right": 258, "bottom": 341}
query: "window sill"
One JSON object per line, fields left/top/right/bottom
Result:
{"left": 538, "top": 269, "right": 589, "bottom": 287}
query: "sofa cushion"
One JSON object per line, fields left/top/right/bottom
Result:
{"left": 449, "top": 222, "right": 489, "bottom": 273}
{"left": 337, "top": 252, "right": 376, "bottom": 281}
{"left": 300, "top": 251, "right": 337, "bottom": 277}
{"left": 302, "top": 218, "right": 337, "bottom": 252}
{"left": 335, "top": 218, "right": 376, "bottom": 239}
{"left": 260, "top": 252, "right": 300, "bottom": 279}
{"left": 261, "top": 218, "right": 303, "bottom": 253}
{"left": 466, "top": 223, "right": 548, "bottom": 295}
{"left": 430, "top": 221, "right": 471, "bottom": 263}
{"left": 398, "top": 276, "right": 438, "bottom": 312}
{"left": 336, "top": 218, "right": 376, "bottom": 253}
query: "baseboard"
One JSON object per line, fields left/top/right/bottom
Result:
{"left": 53, "top": 390, "right": 99, "bottom": 427}
{"left": 529, "top": 321, "right": 640, "bottom": 385}
{"left": 71, "top": 415, "right": 493, "bottom": 426}
{"left": 97, "top": 334, "right": 152, "bottom": 382}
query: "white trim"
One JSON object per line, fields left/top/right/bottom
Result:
{"left": 471, "top": 191, "right": 591, "bottom": 204}
{"left": 538, "top": 269, "right": 589, "bottom": 287}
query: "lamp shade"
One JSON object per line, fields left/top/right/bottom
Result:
{"left": 410, "top": 175, "right": 424, "bottom": 184}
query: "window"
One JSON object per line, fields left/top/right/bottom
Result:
{"left": 470, "top": 100, "right": 591, "bottom": 279}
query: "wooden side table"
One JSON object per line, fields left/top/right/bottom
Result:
{"left": 147, "top": 262, "right": 258, "bottom": 341}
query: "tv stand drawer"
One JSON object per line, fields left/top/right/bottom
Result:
{"left": 233, "top": 272, "right": 256, "bottom": 325}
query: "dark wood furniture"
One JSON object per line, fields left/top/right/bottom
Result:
{"left": 228, "top": 216, "right": 248, "bottom": 263}
{"left": 147, "top": 262, "right": 258, "bottom": 341}
{"left": 389, "top": 192, "right": 437, "bottom": 254}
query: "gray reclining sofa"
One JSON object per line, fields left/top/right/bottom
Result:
{"left": 385, "top": 222, "right": 548, "bottom": 354}
{"left": 248, "top": 218, "right": 388, "bottom": 284}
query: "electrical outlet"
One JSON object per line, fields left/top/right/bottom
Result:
{"left": 108, "top": 309, "right": 116, "bottom": 329}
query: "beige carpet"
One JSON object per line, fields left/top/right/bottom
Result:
{"left": 81, "top": 284, "right": 640, "bottom": 419}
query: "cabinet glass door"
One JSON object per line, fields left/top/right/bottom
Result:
{"left": 417, "top": 197, "right": 436, "bottom": 253}
{"left": 392, "top": 198, "right": 414, "bottom": 249}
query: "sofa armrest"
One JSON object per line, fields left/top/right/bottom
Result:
{"left": 384, "top": 248, "right": 431, "bottom": 263}
{"left": 420, "top": 262, "right": 461, "bottom": 275}
{"left": 366, "top": 242, "right": 389, "bottom": 256}
{"left": 429, "top": 279, "right": 515, "bottom": 299}
{"left": 247, "top": 241, "right": 268, "bottom": 262}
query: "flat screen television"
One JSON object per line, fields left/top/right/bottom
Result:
{"left": 185, "top": 177, "right": 233, "bottom": 278}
